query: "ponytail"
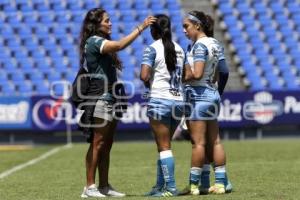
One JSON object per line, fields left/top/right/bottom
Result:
{"left": 151, "top": 14, "right": 177, "bottom": 72}
{"left": 205, "top": 14, "right": 214, "bottom": 37}
{"left": 161, "top": 27, "right": 177, "bottom": 72}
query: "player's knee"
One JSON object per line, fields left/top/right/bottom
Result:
{"left": 93, "top": 134, "right": 105, "bottom": 151}
{"left": 192, "top": 142, "right": 206, "bottom": 149}
{"left": 157, "top": 142, "right": 171, "bottom": 152}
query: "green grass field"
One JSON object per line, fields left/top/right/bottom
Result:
{"left": 0, "top": 139, "right": 300, "bottom": 200}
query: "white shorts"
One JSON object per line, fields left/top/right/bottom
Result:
{"left": 93, "top": 100, "right": 115, "bottom": 121}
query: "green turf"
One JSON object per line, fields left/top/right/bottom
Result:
{"left": 0, "top": 140, "right": 300, "bottom": 200}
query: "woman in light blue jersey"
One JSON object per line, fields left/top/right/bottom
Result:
{"left": 140, "top": 14, "right": 185, "bottom": 197}
{"left": 181, "top": 10, "right": 231, "bottom": 195}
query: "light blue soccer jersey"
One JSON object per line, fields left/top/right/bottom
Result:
{"left": 185, "top": 37, "right": 225, "bottom": 89}
{"left": 141, "top": 39, "right": 185, "bottom": 101}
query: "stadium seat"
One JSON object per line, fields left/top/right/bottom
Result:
{"left": 16, "top": 81, "right": 33, "bottom": 94}
{"left": 34, "top": 81, "right": 50, "bottom": 95}
{"left": 217, "top": 0, "right": 300, "bottom": 90}
{"left": 1, "top": 83, "right": 16, "bottom": 95}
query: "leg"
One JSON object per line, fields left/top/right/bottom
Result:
{"left": 150, "top": 118, "right": 171, "bottom": 152}
{"left": 98, "top": 119, "right": 118, "bottom": 188}
{"left": 82, "top": 118, "right": 110, "bottom": 198}
{"left": 182, "top": 120, "right": 206, "bottom": 195}
{"left": 206, "top": 120, "right": 228, "bottom": 194}
{"left": 187, "top": 120, "right": 206, "bottom": 168}
{"left": 86, "top": 118, "right": 111, "bottom": 186}
{"left": 97, "top": 119, "right": 125, "bottom": 197}
{"left": 206, "top": 120, "right": 226, "bottom": 167}
{"left": 200, "top": 153, "right": 211, "bottom": 194}
{"left": 150, "top": 118, "right": 177, "bottom": 196}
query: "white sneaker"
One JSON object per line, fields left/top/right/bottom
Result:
{"left": 81, "top": 184, "right": 106, "bottom": 198}
{"left": 99, "top": 184, "right": 126, "bottom": 197}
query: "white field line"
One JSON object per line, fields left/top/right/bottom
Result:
{"left": 0, "top": 143, "right": 72, "bottom": 179}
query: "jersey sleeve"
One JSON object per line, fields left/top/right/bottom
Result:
{"left": 218, "top": 45, "right": 225, "bottom": 61}
{"left": 193, "top": 42, "right": 208, "bottom": 62}
{"left": 217, "top": 59, "right": 229, "bottom": 73}
{"left": 184, "top": 51, "right": 189, "bottom": 65}
{"left": 87, "top": 36, "right": 107, "bottom": 54}
{"left": 141, "top": 46, "right": 156, "bottom": 67}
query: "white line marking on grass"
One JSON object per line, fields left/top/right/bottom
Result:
{"left": 0, "top": 144, "right": 72, "bottom": 179}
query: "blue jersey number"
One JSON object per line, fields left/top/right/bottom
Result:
{"left": 169, "top": 66, "right": 182, "bottom": 96}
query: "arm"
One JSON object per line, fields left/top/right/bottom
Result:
{"left": 188, "top": 42, "right": 207, "bottom": 80}
{"left": 183, "top": 62, "right": 205, "bottom": 81}
{"left": 102, "top": 16, "right": 156, "bottom": 54}
{"left": 140, "top": 46, "right": 156, "bottom": 88}
{"left": 183, "top": 64, "right": 193, "bottom": 82}
{"left": 217, "top": 59, "right": 229, "bottom": 95}
{"left": 140, "top": 64, "right": 151, "bottom": 83}
{"left": 192, "top": 61, "right": 205, "bottom": 80}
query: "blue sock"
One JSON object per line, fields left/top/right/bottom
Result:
{"left": 224, "top": 173, "right": 229, "bottom": 186}
{"left": 215, "top": 166, "right": 226, "bottom": 185}
{"left": 160, "top": 150, "right": 176, "bottom": 190}
{"left": 201, "top": 164, "right": 210, "bottom": 188}
{"left": 189, "top": 167, "right": 202, "bottom": 185}
{"left": 156, "top": 159, "right": 164, "bottom": 188}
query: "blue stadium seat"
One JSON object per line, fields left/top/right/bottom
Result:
{"left": 20, "top": 3, "right": 34, "bottom": 12}
{"left": 71, "top": 11, "right": 84, "bottom": 23}
{"left": 50, "top": 1, "right": 67, "bottom": 12}
{"left": 1, "top": 84, "right": 16, "bottom": 95}
{"left": 22, "top": 12, "right": 38, "bottom": 24}
{"left": 47, "top": 72, "right": 61, "bottom": 82}
{"left": 34, "top": 81, "right": 50, "bottom": 95}
{"left": 55, "top": 11, "right": 71, "bottom": 23}
{"left": 29, "top": 71, "right": 44, "bottom": 81}
{"left": 35, "top": 2, "right": 49, "bottom": 11}
{"left": 118, "top": 0, "right": 133, "bottom": 10}
{"left": 67, "top": 1, "right": 83, "bottom": 11}
{"left": 83, "top": 1, "right": 96, "bottom": 10}
{"left": 2, "top": 3, "right": 16, "bottom": 12}
{"left": 219, "top": 2, "right": 233, "bottom": 15}
{"left": 101, "top": 0, "right": 117, "bottom": 10}
{"left": 166, "top": 1, "right": 180, "bottom": 10}
{"left": 10, "top": 72, "right": 25, "bottom": 82}
{"left": 133, "top": 1, "right": 148, "bottom": 10}
{"left": 0, "top": 70, "right": 8, "bottom": 82}
{"left": 269, "top": 2, "right": 283, "bottom": 14}
{"left": 39, "top": 12, "right": 55, "bottom": 23}
{"left": 16, "top": 81, "right": 33, "bottom": 94}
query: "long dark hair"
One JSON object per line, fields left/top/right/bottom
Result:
{"left": 188, "top": 11, "right": 214, "bottom": 37}
{"left": 79, "top": 8, "right": 121, "bottom": 70}
{"left": 151, "top": 14, "right": 177, "bottom": 72}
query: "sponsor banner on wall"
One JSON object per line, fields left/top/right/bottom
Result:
{"left": 31, "top": 95, "right": 150, "bottom": 131}
{"left": 26, "top": 90, "right": 300, "bottom": 131}
{"left": 219, "top": 91, "right": 300, "bottom": 127}
{"left": 31, "top": 96, "right": 78, "bottom": 131}
{"left": 0, "top": 97, "right": 31, "bottom": 129}
{"left": 118, "top": 93, "right": 150, "bottom": 130}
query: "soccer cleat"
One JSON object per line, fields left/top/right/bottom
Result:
{"left": 99, "top": 184, "right": 126, "bottom": 197}
{"left": 144, "top": 185, "right": 164, "bottom": 196}
{"left": 199, "top": 186, "right": 209, "bottom": 195}
{"left": 225, "top": 181, "right": 233, "bottom": 193}
{"left": 179, "top": 184, "right": 199, "bottom": 195}
{"left": 208, "top": 183, "right": 225, "bottom": 194}
{"left": 81, "top": 184, "right": 106, "bottom": 198}
{"left": 151, "top": 188, "right": 178, "bottom": 197}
